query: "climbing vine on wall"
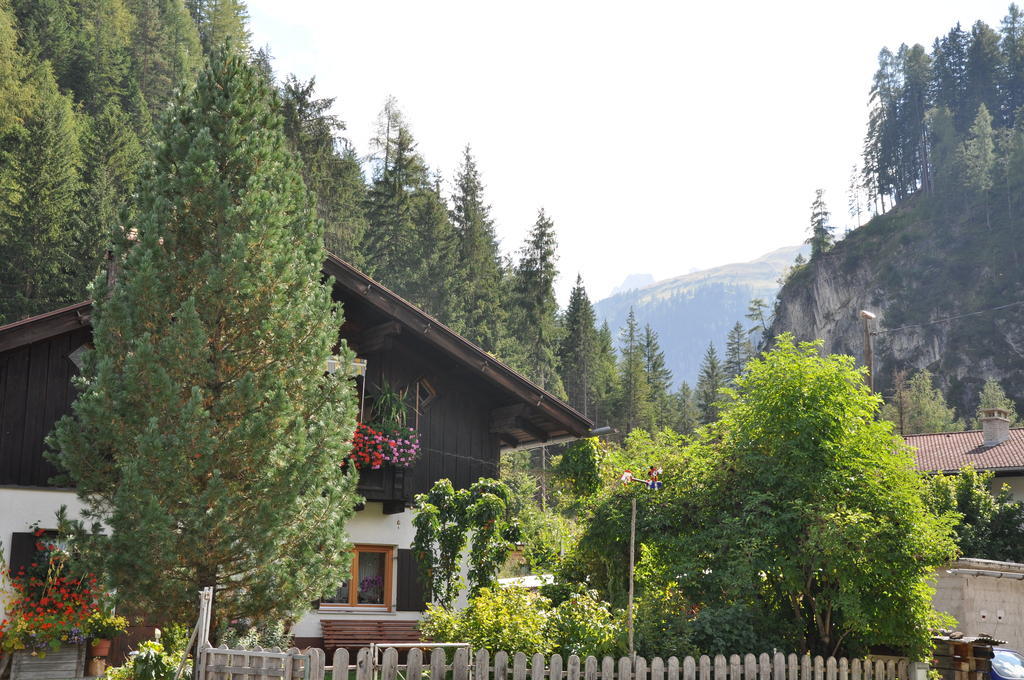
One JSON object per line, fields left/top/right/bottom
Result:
{"left": 412, "top": 478, "right": 520, "bottom": 607}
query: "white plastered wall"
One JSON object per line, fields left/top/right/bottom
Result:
{"left": 990, "top": 474, "right": 1024, "bottom": 502}
{"left": 0, "top": 487, "right": 88, "bottom": 618}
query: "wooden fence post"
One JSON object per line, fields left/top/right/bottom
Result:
{"left": 453, "top": 647, "right": 470, "bottom": 680}
{"left": 494, "top": 651, "right": 509, "bottom": 680}
{"left": 333, "top": 649, "right": 350, "bottom": 679}
{"left": 532, "top": 653, "right": 547, "bottom": 680}
{"left": 477, "top": 649, "right": 491, "bottom": 680}
{"left": 381, "top": 647, "right": 399, "bottom": 680}
{"left": 431, "top": 647, "right": 448, "bottom": 680}
{"left": 651, "top": 656, "right": 665, "bottom": 680}
{"left": 584, "top": 656, "right": 598, "bottom": 680}
{"left": 356, "top": 647, "right": 372, "bottom": 680}
{"left": 513, "top": 652, "right": 529, "bottom": 680}
{"left": 550, "top": 654, "right": 564, "bottom": 680}
{"left": 407, "top": 648, "right": 423, "bottom": 680}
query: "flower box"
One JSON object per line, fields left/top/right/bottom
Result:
{"left": 10, "top": 644, "right": 85, "bottom": 680}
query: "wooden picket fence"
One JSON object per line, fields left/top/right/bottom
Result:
{"left": 194, "top": 645, "right": 914, "bottom": 680}
{"left": 328, "top": 648, "right": 912, "bottom": 680}
{"left": 195, "top": 645, "right": 326, "bottom": 680}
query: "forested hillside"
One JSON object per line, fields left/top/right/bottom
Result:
{"left": 595, "top": 245, "right": 806, "bottom": 386}
{"left": 0, "top": 0, "right": 724, "bottom": 439}
{"left": 770, "top": 4, "right": 1024, "bottom": 419}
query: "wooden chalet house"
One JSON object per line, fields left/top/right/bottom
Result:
{"left": 0, "top": 252, "right": 593, "bottom": 652}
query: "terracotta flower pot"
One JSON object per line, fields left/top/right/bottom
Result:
{"left": 88, "top": 638, "right": 112, "bottom": 658}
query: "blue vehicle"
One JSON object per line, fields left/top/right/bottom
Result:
{"left": 991, "top": 649, "right": 1024, "bottom": 680}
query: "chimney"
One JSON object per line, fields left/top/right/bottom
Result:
{"left": 981, "top": 408, "right": 1011, "bottom": 447}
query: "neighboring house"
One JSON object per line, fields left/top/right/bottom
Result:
{"left": 909, "top": 408, "right": 1024, "bottom": 500}
{"left": 0, "top": 252, "right": 594, "bottom": 652}
{"left": 909, "top": 409, "right": 1024, "bottom": 646}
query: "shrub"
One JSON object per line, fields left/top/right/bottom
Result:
{"left": 421, "top": 587, "right": 553, "bottom": 655}
{"left": 86, "top": 611, "right": 129, "bottom": 639}
{"left": 546, "top": 590, "right": 624, "bottom": 658}
{"left": 103, "top": 640, "right": 180, "bottom": 680}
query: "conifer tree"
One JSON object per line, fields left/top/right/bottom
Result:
{"left": 964, "top": 21, "right": 1004, "bottom": 128}
{"left": 615, "top": 309, "right": 651, "bottom": 434}
{"left": 591, "top": 321, "right": 619, "bottom": 428}
{"left": 75, "top": 101, "right": 145, "bottom": 297}
{"left": 74, "top": 0, "right": 135, "bottom": 113}
{"left": 1001, "top": 4, "right": 1024, "bottom": 125}
{"left": 0, "top": 65, "right": 83, "bottom": 323}
{"left": 9, "top": 0, "right": 77, "bottom": 86}
{"left": 408, "top": 178, "right": 459, "bottom": 318}
{"left": 365, "top": 98, "right": 428, "bottom": 294}
{"left": 125, "top": 0, "right": 202, "bottom": 116}
{"left": 641, "top": 323, "right": 672, "bottom": 430}
{"left": 511, "top": 209, "right": 564, "bottom": 396}
{"left": 190, "top": 0, "right": 251, "bottom": 55}
{"left": 806, "top": 189, "right": 833, "bottom": 257}
{"left": 450, "top": 146, "right": 505, "bottom": 352}
{"left": 279, "top": 75, "right": 367, "bottom": 267}
{"left": 559, "top": 275, "right": 599, "bottom": 416}
{"left": 724, "top": 321, "right": 752, "bottom": 382}
{"left": 964, "top": 103, "right": 996, "bottom": 228}
{"left": 50, "top": 49, "right": 360, "bottom": 628}
{"left": 880, "top": 370, "right": 963, "bottom": 435}
{"left": 695, "top": 343, "right": 724, "bottom": 424}
{"left": 670, "top": 381, "right": 699, "bottom": 435}
{"left": 933, "top": 23, "right": 970, "bottom": 132}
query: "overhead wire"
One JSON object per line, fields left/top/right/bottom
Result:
{"left": 872, "top": 299, "right": 1024, "bottom": 335}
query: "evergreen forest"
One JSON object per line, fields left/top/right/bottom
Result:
{"left": 0, "top": 0, "right": 729, "bottom": 437}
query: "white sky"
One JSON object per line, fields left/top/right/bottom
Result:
{"left": 247, "top": 0, "right": 1012, "bottom": 305}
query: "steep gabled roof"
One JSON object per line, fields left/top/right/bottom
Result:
{"left": 0, "top": 255, "right": 593, "bottom": 448}
{"left": 907, "top": 428, "right": 1024, "bottom": 474}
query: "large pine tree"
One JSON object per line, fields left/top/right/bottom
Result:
{"left": 641, "top": 323, "right": 672, "bottom": 431}
{"left": 0, "top": 64, "right": 84, "bottom": 323}
{"left": 615, "top": 309, "right": 651, "bottom": 434}
{"left": 450, "top": 146, "right": 505, "bottom": 352}
{"left": 510, "top": 209, "right": 564, "bottom": 396}
{"left": 695, "top": 342, "right": 724, "bottom": 424}
{"left": 806, "top": 189, "right": 833, "bottom": 258}
{"left": 558, "top": 275, "right": 599, "bottom": 416}
{"left": 50, "top": 49, "right": 360, "bottom": 628}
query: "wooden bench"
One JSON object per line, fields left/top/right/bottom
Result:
{"left": 320, "top": 620, "right": 422, "bottom": 655}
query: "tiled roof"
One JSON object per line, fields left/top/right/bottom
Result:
{"left": 907, "top": 428, "right": 1024, "bottom": 473}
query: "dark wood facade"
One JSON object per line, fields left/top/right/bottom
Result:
{"left": 0, "top": 257, "right": 592, "bottom": 502}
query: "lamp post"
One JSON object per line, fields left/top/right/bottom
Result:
{"left": 859, "top": 310, "right": 876, "bottom": 391}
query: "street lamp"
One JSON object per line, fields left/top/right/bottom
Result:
{"left": 859, "top": 310, "right": 876, "bottom": 391}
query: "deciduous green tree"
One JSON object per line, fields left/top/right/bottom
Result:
{"left": 50, "top": 49, "right": 360, "bottom": 629}
{"left": 574, "top": 336, "right": 958, "bottom": 659}
{"left": 924, "top": 466, "right": 1024, "bottom": 562}
{"left": 972, "top": 378, "right": 1022, "bottom": 427}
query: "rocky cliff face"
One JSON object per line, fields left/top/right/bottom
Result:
{"left": 768, "top": 199, "right": 1024, "bottom": 418}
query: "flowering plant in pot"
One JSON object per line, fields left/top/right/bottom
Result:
{"left": 84, "top": 610, "right": 128, "bottom": 657}
{"left": 347, "top": 423, "right": 421, "bottom": 470}
{"left": 345, "top": 382, "right": 421, "bottom": 470}
{"left": 0, "top": 529, "right": 98, "bottom": 658}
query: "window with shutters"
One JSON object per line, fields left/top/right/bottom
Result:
{"left": 319, "top": 545, "right": 393, "bottom": 611}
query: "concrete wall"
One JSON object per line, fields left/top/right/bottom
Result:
{"left": 932, "top": 558, "right": 1024, "bottom": 650}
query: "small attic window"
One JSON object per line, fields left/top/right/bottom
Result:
{"left": 415, "top": 378, "right": 437, "bottom": 409}
{"left": 67, "top": 344, "right": 89, "bottom": 371}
